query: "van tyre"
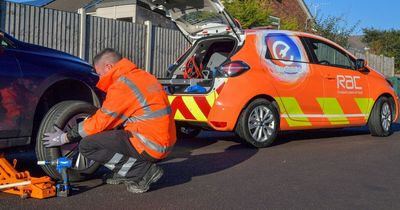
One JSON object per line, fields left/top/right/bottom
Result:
{"left": 35, "top": 101, "right": 100, "bottom": 181}
{"left": 236, "top": 99, "right": 279, "bottom": 148}
{"left": 368, "top": 96, "right": 393, "bottom": 137}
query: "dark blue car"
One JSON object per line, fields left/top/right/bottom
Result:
{"left": 0, "top": 31, "right": 101, "bottom": 181}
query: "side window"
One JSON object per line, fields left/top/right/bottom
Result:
{"left": 265, "top": 34, "right": 308, "bottom": 63}
{"left": 304, "top": 37, "right": 355, "bottom": 69}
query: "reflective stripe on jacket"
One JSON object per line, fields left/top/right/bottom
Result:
{"left": 78, "top": 58, "right": 176, "bottom": 159}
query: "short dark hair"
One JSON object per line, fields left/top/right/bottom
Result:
{"left": 93, "top": 48, "right": 122, "bottom": 65}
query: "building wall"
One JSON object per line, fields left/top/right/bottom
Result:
{"left": 90, "top": 4, "right": 175, "bottom": 28}
{"left": 266, "top": 0, "right": 310, "bottom": 29}
{"left": 94, "top": 5, "right": 137, "bottom": 21}
{"left": 135, "top": 5, "right": 175, "bottom": 29}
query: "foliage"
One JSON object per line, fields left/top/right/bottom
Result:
{"left": 224, "top": 0, "right": 271, "bottom": 29}
{"left": 280, "top": 17, "right": 300, "bottom": 31}
{"left": 311, "top": 15, "right": 359, "bottom": 47}
{"left": 363, "top": 28, "right": 400, "bottom": 73}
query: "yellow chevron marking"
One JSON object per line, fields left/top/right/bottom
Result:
{"left": 168, "top": 95, "right": 176, "bottom": 104}
{"left": 205, "top": 91, "right": 216, "bottom": 107}
{"left": 317, "top": 98, "right": 349, "bottom": 125}
{"left": 355, "top": 98, "right": 375, "bottom": 120}
{"left": 275, "top": 97, "right": 312, "bottom": 126}
{"left": 174, "top": 109, "right": 185, "bottom": 120}
{"left": 182, "top": 96, "right": 207, "bottom": 121}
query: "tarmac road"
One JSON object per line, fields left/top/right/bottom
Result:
{"left": 2, "top": 124, "right": 400, "bottom": 210}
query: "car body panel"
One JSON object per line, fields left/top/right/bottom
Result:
{"left": 0, "top": 49, "right": 23, "bottom": 137}
{"left": 0, "top": 31, "right": 99, "bottom": 147}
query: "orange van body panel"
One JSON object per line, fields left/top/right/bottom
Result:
{"left": 167, "top": 30, "right": 399, "bottom": 132}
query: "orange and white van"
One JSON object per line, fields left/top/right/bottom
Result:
{"left": 141, "top": 0, "right": 399, "bottom": 147}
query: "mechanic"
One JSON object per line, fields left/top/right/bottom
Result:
{"left": 42, "top": 48, "right": 176, "bottom": 193}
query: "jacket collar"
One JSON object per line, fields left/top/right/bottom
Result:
{"left": 96, "top": 58, "right": 138, "bottom": 92}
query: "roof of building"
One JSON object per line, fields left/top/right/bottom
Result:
{"left": 297, "top": 0, "right": 313, "bottom": 19}
{"left": 44, "top": 0, "right": 94, "bottom": 12}
{"left": 42, "top": 0, "right": 140, "bottom": 12}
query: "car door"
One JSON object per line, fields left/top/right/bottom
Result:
{"left": 302, "top": 37, "right": 371, "bottom": 125}
{"left": 261, "top": 32, "right": 324, "bottom": 127}
{"left": 0, "top": 34, "right": 23, "bottom": 138}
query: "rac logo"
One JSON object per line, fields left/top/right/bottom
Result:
{"left": 272, "top": 41, "right": 294, "bottom": 65}
{"left": 337, "top": 75, "right": 362, "bottom": 90}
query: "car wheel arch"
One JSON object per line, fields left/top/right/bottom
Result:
{"left": 233, "top": 94, "right": 280, "bottom": 131}
{"left": 31, "top": 79, "right": 100, "bottom": 143}
{"left": 371, "top": 93, "right": 397, "bottom": 121}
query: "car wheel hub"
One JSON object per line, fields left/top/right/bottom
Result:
{"left": 60, "top": 113, "right": 95, "bottom": 170}
{"left": 248, "top": 105, "right": 275, "bottom": 142}
{"left": 381, "top": 102, "right": 391, "bottom": 132}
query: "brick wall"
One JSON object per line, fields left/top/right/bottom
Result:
{"left": 266, "top": 0, "right": 310, "bottom": 29}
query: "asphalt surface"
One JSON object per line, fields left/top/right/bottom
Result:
{"left": 2, "top": 124, "right": 400, "bottom": 210}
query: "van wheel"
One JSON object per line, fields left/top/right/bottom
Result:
{"left": 35, "top": 100, "right": 100, "bottom": 181}
{"left": 236, "top": 99, "right": 279, "bottom": 148}
{"left": 368, "top": 96, "right": 393, "bottom": 137}
{"left": 176, "top": 126, "right": 201, "bottom": 139}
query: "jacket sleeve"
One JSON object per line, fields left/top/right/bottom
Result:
{"left": 66, "top": 125, "right": 82, "bottom": 143}
{"left": 71, "top": 81, "right": 139, "bottom": 139}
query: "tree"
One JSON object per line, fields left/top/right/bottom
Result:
{"left": 311, "top": 15, "right": 359, "bottom": 47}
{"left": 224, "top": 0, "right": 271, "bottom": 29}
{"left": 363, "top": 28, "right": 400, "bottom": 72}
{"left": 280, "top": 17, "right": 300, "bottom": 31}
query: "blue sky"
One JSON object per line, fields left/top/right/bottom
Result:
{"left": 304, "top": 0, "right": 400, "bottom": 35}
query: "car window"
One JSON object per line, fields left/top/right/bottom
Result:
{"left": 265, "top": 34, "right": 308, "bottom": 63}
{"left": 304, "top": 37, "right": 355, "bottom": 69}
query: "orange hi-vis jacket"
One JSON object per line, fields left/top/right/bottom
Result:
{"left": 77, "top": 58, "right": 176, "bottom": 159}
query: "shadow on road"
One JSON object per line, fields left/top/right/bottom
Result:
{"left": 153, "top": 133, "right": 258, "bottom": 190}
{"left": 3, "top": 123, "right": 400, "bottom": 193}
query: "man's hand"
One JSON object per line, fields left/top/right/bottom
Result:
{"left": 43, "top": 126, "right": 69, "bottom": 147}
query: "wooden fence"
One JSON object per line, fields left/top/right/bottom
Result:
{"left": 349, "top": 49, "right": 395, "bottom": 77}
{"left": 0, "top": 1, "right": 189, "bottom": 78}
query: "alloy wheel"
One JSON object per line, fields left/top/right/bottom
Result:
{"left": 381, "top": 102, "right": 392, "bottom": 132}
{"left": 60, "top": 113, "right": 95, "bottom": 170}
{"left": 247, "top": 105, "right": 276, "bottom": 142}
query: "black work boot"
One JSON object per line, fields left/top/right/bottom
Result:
{"left": 104, "top": 173, "right": 132, "bottom": 185}
{"left": 126, "top": 164, "right": 163, "bottom": 193}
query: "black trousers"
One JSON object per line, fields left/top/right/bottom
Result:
{"left": 79, "top": 130, "right": 156, "bottom": 181}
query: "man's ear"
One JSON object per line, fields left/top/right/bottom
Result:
{"left": 105, "top": 63, "right": 114, "bottom": 70}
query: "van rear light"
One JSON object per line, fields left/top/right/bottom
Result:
{"left": 220, "top": 61, "right": 250, "bottom": 77}
{"left": 210, "top": 121, "right": 227, "bottom": 128}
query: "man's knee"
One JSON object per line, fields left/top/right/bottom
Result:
{"left": 79, "top": 136, "right": 95, "bottom": 156}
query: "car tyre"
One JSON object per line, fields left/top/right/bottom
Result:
{"left": 35, "top": 100, "right": 100, "bottom": 181}
{"left": 368, "top": 96, "right": 393, "bottom": 137}
{"left": 236, "top": 98, "right": 279, "bottom": 148}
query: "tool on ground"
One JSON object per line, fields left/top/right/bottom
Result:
{"left": 0, "top": 153, "right": 56, "bottom": 199}
{"left": 37, "top": 157, "right": 72, "bottom": 197}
